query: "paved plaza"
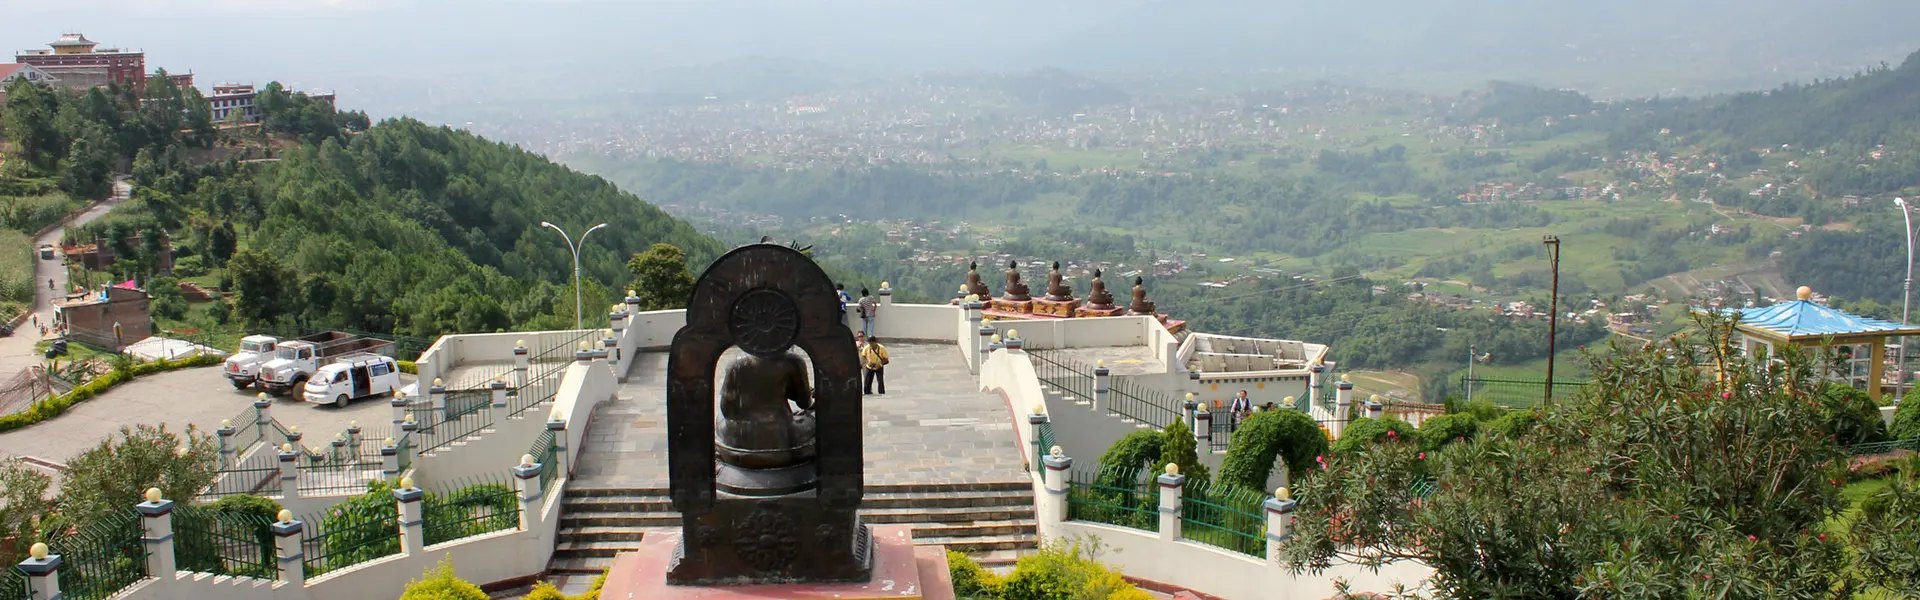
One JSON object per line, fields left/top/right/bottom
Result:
{"left": 0, "top": 366, "right": 404, "bottom": 486}
{"left": 574, "top": 344, "right": 1030, "bottom": 490}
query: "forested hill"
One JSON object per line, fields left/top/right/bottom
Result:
{"left": 3, "top": 74, "right": 721, "bottom": 339}
{"left": 230, "top": 118, "right": 724, "bottom": 335}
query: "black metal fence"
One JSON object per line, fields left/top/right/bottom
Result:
{"left": 1065, "top": 464, "right": 1160, "bottom": 532}
{"left": 201, "top": 445, "right": 282, "bottom": 500}
{"left": 173, "top": 506, "right": 278, "bottom": 580}
{"left": 43, "top": 509, "right": 146, "bottom": 600}
{"left": 297, "top": 435, "right": 387, "bottom": 497}
{"left": 1109, "top": 375, "right": 1181, "bottom": 430}
{"left": 421, "top": 475, "right": 521, "bottom": 546}
{"left": 1031, "top": 351, "right": 1096, "bottom": 404}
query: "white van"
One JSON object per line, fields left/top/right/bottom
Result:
{"left": 302, "top": 354, "right": 401, "bottom": 407}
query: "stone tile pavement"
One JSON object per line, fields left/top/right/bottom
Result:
{"left": 573, "top": 344, "right": 1030, "bottom": 490}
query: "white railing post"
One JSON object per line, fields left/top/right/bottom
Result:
{"left": 964, "top": 298, "right": 984, "bottom": 373}
{"left": 878, "top": 282, "right": 893, "bottom": 309}
{"left": 277, "top": 443, "right": 301, "bottom": 501}
{"left": 1093, "top": 360, "right": 1110, "bottom": 413}
{"left": 390, "top": 389, "right": 408, "bottom": 432}
{"left": 18, "top": 544, "right": 61, "bottom": 600}
{"left": 395, "top": 477, "right": 425, "bottom": 555}
{"left": 513, "top": 455, "right": 543, "bottom": 529}
{"left": 977, "top": 325, "right": 995, "bottom": 371}
{"left": 1156, "top": 465, "right": 1186, "bottom": 542}
{"left": 427, "top": 378, "right": 446, "bottom": 433}
{"left": 1040, "top": 447, "right": 1071, "bottom": 539}
{"left": 137, "top": 488, "right": 177, "bottom": 585}
{"left": 1026, "top": 408, "right": 1048, "bottom": 475}
{"left": 217, "top": 420, "right": 237, "bottom": 470}
{"left": 1194, "top": 405, "right": 1212, "bottom": 456}
{"left": 625, "top": 290, "right": 642, "bottom": 319}
{"left": 346, "top": 420, "right": 362, "bottom": 450}
{"left": 602, "top": 330, "right": 620, "bottom": 366}
{"left": 1265, "top": 488, "right": 1297, "bottom": 568}
{"left": 1184, "top": 393, "right": 1199, "bottom": 433}
{"left": 1334, "top": 376, "right": 1354, "bottom": 438}
{"left": 1366, "top": 395, "right": 1384, "bottom": 420}
{"left": 254, "top": 395, "right": 273, "bottom": 432}
{"left": 1309, "top": 365, "right": 1325, "bottom": 408}
{"left": 1189, "top": 369, "right": 1204, "bottom": 406}
{"left": 381, "top": 437, "right": 400, "bottom": 479}
{"left": 399, "top": 418, "right": 419, "bottom": 466}
{"left": 490, "top": 376, "right": 508, "bottom": 411}
{"left": 575, "top": 342, "right": 595, "bottom": 364}
{"left": 609, "top": 309, "right": 627, "bottom": 341}
{"left": 512, "top": 340, "right": 530, "bottom": 389}
{"left": 1003, "top": 330, "right": 1024, "bottom": 353}
{"left": 547, "top": 417, "right": 569, "bottom": 477}
{"left": 273, "top": 510, "right": 305, "bottom": 587}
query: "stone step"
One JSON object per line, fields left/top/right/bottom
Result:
{"left": 966, "top": 549, "right": 1024, "bottom": 568}
{"left": 908, "top": 519, "right": 1033, "bottom": 539}
{"left": 561, "top": 489, "right": 1033, "bottom": 513}
{"left": 555, "top": 526, "right": 653, "bottom": 542}
{"left": 552, "top": 539, "right": 641, "bottom": 559}
{"left": 912, "top": 533, "right": 1039, "bottom": 553}
{"left": 559, "top": 512, "right": 679, "bottom": 529}
{"left": 548, "top": 555, "right": 617, "bottom": 576}
{"left": 564, "top": 480, "right": 1031, "bottom": 498}
{"left": 559, "top": 504, "right": 1036, "bottom": 529}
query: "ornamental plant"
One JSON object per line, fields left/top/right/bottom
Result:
{"left": 1282, "top": 312, "right": 1862, "bottom": 598}
{"left": 1216, "top": 408, "right": 1326, "bottom": 491}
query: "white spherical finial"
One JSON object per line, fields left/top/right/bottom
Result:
{"left": 400, "top": 476, "right": 415, "bottom": 489}
{"left": 1097, "top": 359, "right": 1107, "bottom": 368}
{"left": 335, "top": 433, "right": 345, "bottom": 441}
{"left": 404, "top": 413, "right": 416, "bottom": 424}
{"left": 991, "top": 334, "right": 1002, "bottom": 343}
{"left": 516, "top": 339, "right": 526, "bottom": 349}
{"left": 384, "top": 438, "right": 395, "bottom": 447}
{"left": 1007, "top": 329, "right": 1019, "bottom": 339}
{"left": 1031, "top": 404, "right": 1046, "bottom": 416}
{"left": 30, "top": 543, "right": 49, "bottom": 560}
{"left": 1370, "top": 394, "right": 1383, "bottom": 403}
{"left": 145, "top": 488, "right": 163, "bottom": 503}
{"left": 394, "top": 389, "right": 405, "bottom": 399}
{"left": 1283, "top": 396, "right": 1296, "bottom": 404}
{"left": 1339, "top": 373, "right": 1350, "bottom": 383}
{"left": 433, "top": 377, "right": 443, "bottom": 387}
{"left": 1276, "top": 487, "right": 1291, "bottom": 501}
{"left": 289, "top": 426, "right": 299, "bottom": 435}
{"left": 1164, "top": 463, "right": 1180, "bottom": 476}
{"left": 280, "top": 443, "right": 293, "bottom": 453}
{"left": 257, "top": 392, "right": 271, "bottom": 401}
{"left": 521, "top": 454, "right": 536, "bottom": 467}
{"left": 960, "top": 285, "right": 971, "bottom": 294}
{"left": 277, "top": 510, "right": 293, "bottom": 524}
{"left": 350, "top": 420, "right": 359, "bottom": 428}
{"left": 1049, "top": 445, "right": 1063, "bottom": 458}
{"left": 880, "top": 281, "right": 891, "bottom": 289}
{"left": 1796, "top": 286, "right": 1812, "bottom": 300}
{"left": 220, "top": 419, "right": 231, "bottom": 428}
{"left": 578, "top": 341, "right": 590, "bottom": 351}
{"left": 627, "top": 289, "right": 637, "bottom": 297}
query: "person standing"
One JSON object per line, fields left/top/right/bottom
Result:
{"left": 861, "top": 336, "right": 889, "bottom": 395}
{"left": 836, "top": 283, "right": 854, "bottom": 329}
{"left": 857, "top": 288, "right": 878, "bottom": 338}
{"left": 1230, "top": 390, "right": 1253, "bottom": 430}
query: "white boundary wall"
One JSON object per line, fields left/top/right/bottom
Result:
{"left": 1055, "top": 521, "right": 1431, "bottom": 600}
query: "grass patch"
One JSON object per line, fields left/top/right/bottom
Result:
{"left": 0, "top": 228, "right": 36, "bottom": 305}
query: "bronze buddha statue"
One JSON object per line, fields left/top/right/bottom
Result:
{"left": 1003, "top": 260, "right": 1031, "bottom": 301}
{"left": 1086, "top": 269, "right": 1116, "bottom": 309}
{"left": 1044, "top": 261, "right": 1073, "bottom": 301}
{"left": 966, "top": 262, "right": 991, "bottom": 298}
{"left": 714, "top": 351, "right": 817, "bottom": 477}
{"left": 1129, "top": 276, "right": 1156, "bottom": 314}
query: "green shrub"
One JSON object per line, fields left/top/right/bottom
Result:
{"left": 1330, "top": 417, "right": 1418, "bottom": 456}
{"left": 1482, "top": 409, "right": 1538, "bottom": 439}
{"left": 1217, "top": 408, "right": 1327, "bottom": 492}
{"left": 948, "top": 550, "right": 1002, "bottom": 599}
{"left": 210, "top": 494, "right": 283, "bottom": 521}
{"left": 400, "top": 557, "right": 488, "bottom": 600}
{"left": 1454, "top": 399, "right": 1506, "bottom": 422}
{"left": 397, "top": 360, "right": 419, "bottom": 375}
{"left": 1891, "top": 391, "right": 1920, "bottom": 440}
{"left": 1151, "top": 418, "right": 1208, "bottom": 484}
{"left": 1818, "top": 382, "right": 1889, "bottom": 446}
{"left": 1417, "top": 413, "right": 1479, "bottom": 453}
{"left": 995, "top": 537, "right": 1151, "bottom": 600}
{"left": 1097, "top": 430, "right": 1161, "bottom": 473}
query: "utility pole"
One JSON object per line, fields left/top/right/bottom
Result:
{"left": 1543, "top": 235, "right": 1562, "bottom": 405}
{"left": 540, "top": 221, "right": 610, "bottom": 329}
{"left": 1896, "top": 198, "right": 1913, "bottom": 401}
{"left": 1466, "top": 343, "right": 1476, "bottom": 404}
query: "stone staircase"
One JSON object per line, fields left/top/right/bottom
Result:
{"left": 547, "top": 482, "right": 1038, "bottom": 575}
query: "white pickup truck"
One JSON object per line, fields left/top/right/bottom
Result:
{"left": 223, "top": 335, "right": 280, "bottom": 389}
{"left": 302, "top": 354, "right": 402, "bottom": 407}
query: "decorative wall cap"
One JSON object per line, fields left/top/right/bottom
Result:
{"left": 1265, "top": 497, "right": 1298, "bottom": 513}
{"left": 1043, "top": 454, "right": 1073, "bottom": 470}
{"left": 16, "top": 554, "right": 61, "bottom": 574}
{"left": 394, "top": 487, "right": 425, "bottom": 503}
{"left": 1156, "top": 473, "right": 1187, "bottom": 487}
{"left": 271, "top": 520, "right": 304, "bottom": 537}
{"left": 136, "top": 499, "right": 175, "bottom": 517}
{"left": 547, "top": 419, "right": 567, "bottom": 430}
{"left": 511, "top": 463, "right": 543, "bottom": 480}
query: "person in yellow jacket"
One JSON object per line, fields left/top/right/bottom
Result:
{"left": 860, "top": 336, "right": 890, "bottom": 395}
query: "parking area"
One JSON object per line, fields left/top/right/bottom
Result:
{"left": 0, "top": 366, "right": 407, "bottom": 486}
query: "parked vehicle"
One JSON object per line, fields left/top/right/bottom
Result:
{"left": 302, "top": 354, "right": 401, "bottom": 407}
{"left": 223, "top": 335, "right": 280, "bottom": 389}
{"left": 38, "top": 245, "right": 54, "bottom": 260}
{"left": 258, "top": 331, "right": 396, "bottom": 395}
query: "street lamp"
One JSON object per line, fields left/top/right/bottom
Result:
{"left": 1896, "top": 198, "right": 1914, "bottom": 400}
{"left": 540, "top": 221, "right": 609, "bottom": 329}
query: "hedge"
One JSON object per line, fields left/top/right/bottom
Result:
{"left": 0, "top": 353, "right": 224, "bottom": 432}
{"left": 397, "top": 360, "right": 418, "bottom": 375}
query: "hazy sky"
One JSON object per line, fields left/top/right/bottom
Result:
{"left": 10, "top": 0, "right": 1920, "bottom": 119}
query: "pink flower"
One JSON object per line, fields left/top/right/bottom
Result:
{"left": 1387, "top": 430, "right": 1397, "bottom": 439}
{"left": 1817, "top": 533, "right": 1827, "bottom": 541}
{"left": 1748, "top": 535, "right": 1757, "bottom": 542}
{"left": 1417, "top": 452, "right": 1426, "bottom": 460}
{"left": 1721, "top": 391, "right": 1732, "bottom": 399}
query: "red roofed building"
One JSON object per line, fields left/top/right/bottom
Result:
{"left": 16, "top": 33, "right": 146, "bottom": 92}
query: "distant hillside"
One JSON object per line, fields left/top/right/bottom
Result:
{"left": 1029, "top": 0, "right": 1920, "bottom": 95}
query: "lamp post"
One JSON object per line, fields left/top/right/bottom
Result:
{"left": 540, "top": 221, "right": 609, "bottom": 329}
{"left": 1543, "top": 235, "right": 1561, "bottom": 405}
{"left": 1897, "top": 198, "right": 1914, "bottom": 401}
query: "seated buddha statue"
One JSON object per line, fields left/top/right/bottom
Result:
{"left": 1004, "top": 260, "right": 1032, "bottom": 301}
{"left": 1086, "top": 269, "right": 1116, "bottom": 310}
{"left": 714, "top": 350, "right": 818, "bottom": 486}
{"left": 1044, "top": 261, "right": 1074, "bottom": 302}
{"left": 1129, "top": 277, "right": 1156, "bottom": 315}
{"left": 966, "top": 262, "right": 992, "bottom": 299}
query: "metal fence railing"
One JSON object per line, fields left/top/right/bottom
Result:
{"left": 529, "top": 429, "right": 560, "bottom": 497}
{"left": 1109, "top": 375, "right": 1182, "bottom": 430}
{"left": 225, "top": 403, "right": 265, "bottom": 452}
{"left": 1849, "top": 437, "right": 1920, "bottom": 456}
{"left": 0, "top": 567, "right": 23, "bottom": 600}
{"left": 420, "top": 389, "right": 495, "bottom": 454}
{"left": 1065, "top": 464, "right": 1159, "bottom": 532}
{"left": 1180, "top": 479, "right": 1266, "bottom": 557}
{"left": 1030, "top": 351, "right": 1096, "bottom": 404}
{"left": 300, "top": 502, "right": 400, "bottom": 579}
{"left": 43, "top": 508, "right": 146, "bottom": 600}
{"left": 173, "top": 506, "right": 278, "bottom": 580}
{"left": 1206, "top": 414, "right": 1234, "bottom": 452}
{"left": 297, "top": 436, "right": 386, "bottom": 497}
{"left": 397, "top": 433, "right": 415, "bottom": 474}
{"left": 1031, "top": 421, "right": 1056, "bottom": 473}
{"left": 1459, "top": 375, "right": 1590, "bottom": 408}
{"left": 510, "top": 369, "right": 561, "bottom": 419}
{"left": 201, "top": 445, "right": 282, "bottom": 500}
{"left": 421, "top": 475, "right": 521, "bottom": 546}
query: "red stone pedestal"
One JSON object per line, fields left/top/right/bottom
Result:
{"left": 597, "top": 525, "right": 955, "bottom": 600}
{"left": 1031, "top": 298, "right": 1081, "bottom": 318}
{"left": 1074, "top": 305, "right": 1125, "bottom": 318}
{"left": 991, "top": 299, "right": 1032, "bottom": 315}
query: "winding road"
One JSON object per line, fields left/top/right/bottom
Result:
{"left": 0, "top": 178, "right": 131, "bottom": 377}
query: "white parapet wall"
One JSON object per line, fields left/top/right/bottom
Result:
{"left": 1054, "top": 521, "right": 1431, "bottom": 599}
{"left": 983, "top": 315, "right": 1157, "bottom": 351}
{"left": 413, "top": 358, "right": 617, "bottom": 489}
{"left": 873, "top": 303, "right": 965, "bottom": 343}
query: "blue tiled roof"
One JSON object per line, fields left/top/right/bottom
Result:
{"left": 1723, "top": 300, "right": 1920, "bottom": 338}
